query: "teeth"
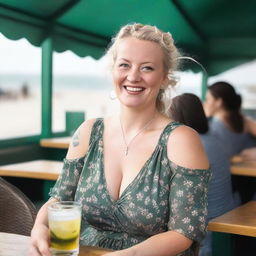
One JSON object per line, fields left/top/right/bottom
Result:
{"left": 126, "top": 86, "right": 143, "bottom": 92}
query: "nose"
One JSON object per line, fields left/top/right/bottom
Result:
{"left": 127, "top": 67, "right": 141, "bottom": 83}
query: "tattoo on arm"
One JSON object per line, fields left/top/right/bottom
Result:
{"left": 72, "top": 129, "right": 80, "bottom": 147}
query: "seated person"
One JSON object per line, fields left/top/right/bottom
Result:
{"left": 29, "top": 24, "right": 210, "bottom": 256}
{"left": 203, "top": 81, "right": 256, "bottom": 159}
{"left": 169, "top": 93, "right": 235, "bottom": 256}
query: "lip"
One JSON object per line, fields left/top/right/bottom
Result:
{"left": 123, "top": 85, "right": 145, "bottom": 94}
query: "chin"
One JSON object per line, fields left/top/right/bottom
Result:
{"left": 119, "top": 98, "right": 144, "bottom": 108}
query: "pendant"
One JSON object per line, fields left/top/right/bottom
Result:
{"left": 125, "top": 147, "right": 128, "bottom": 156}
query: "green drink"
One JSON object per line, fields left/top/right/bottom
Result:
{"left": 48, "top": 201, "right": 82, "bottom": 256}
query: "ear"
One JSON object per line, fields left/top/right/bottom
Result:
{"left": 161, "top": 76, "right": 169, "bottom": 89}
{"left": 216, "top": 98, "right": 223, "bottom": 108}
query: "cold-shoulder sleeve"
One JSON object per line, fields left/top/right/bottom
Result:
{"left": 49, "top": 157, "right": 85, "bottom": 201}
{"left": 168, "top": 161, "right": 211, "bottom": 243}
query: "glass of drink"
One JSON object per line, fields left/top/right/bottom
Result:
{"left": 48, "top": 201, "right": 82, "bottom": 256}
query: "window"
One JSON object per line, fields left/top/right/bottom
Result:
{"left": 0, "top": 34, "right": 41, "bottom": 139}
{"left": 52, "top": 51, "right": 116, "bottom": 133}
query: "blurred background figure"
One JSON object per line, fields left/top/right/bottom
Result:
{"left": 204, "top": 81, "right": 256, "bottom": 203}
{"left": 240, "top": 147, "right": 256, "bottom": 161}
{"left": 21, "top": 82, "right": 30, "bottom": 98}
{"left": 203, "top": 81, "right": 256, "bottom": 159}
{"left": 169, "top": 93, "right": 235, "bottom": 256}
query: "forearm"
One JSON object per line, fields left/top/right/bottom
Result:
{"left": 245, "top": 117, "right": 256, "bottom": 136}
{"left": 105, "top": 231, "right": 192, "bottom": 256}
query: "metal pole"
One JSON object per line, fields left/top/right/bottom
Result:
{"left": 201, "top": 71, "right": 208, "bottom": 101}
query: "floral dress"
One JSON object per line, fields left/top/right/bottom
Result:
{"left": 49, "top": 119, "right": 211, "bottom": 256}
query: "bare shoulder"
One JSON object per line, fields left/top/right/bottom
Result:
{"left": 167, "top": 125, "right": 209, "bottom": 169}
{"left": 66, "top": 118, "right": 97, "bottom": 159}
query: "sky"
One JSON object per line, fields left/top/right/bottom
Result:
{"left": 0, "top": 34, "right": 107, "bottom": 76}
{"left": 0, "top": 33, "right": 256, "bottom": 88}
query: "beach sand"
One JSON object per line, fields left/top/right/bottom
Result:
{"left": 1, "top": 87, "right": 256, "bottom": 140}
{"left": 0, "top": 89, "right": 119, "bottom": 139}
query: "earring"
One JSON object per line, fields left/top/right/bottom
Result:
{"left": 109, "top": 90, "right": 117, "bottom": 100}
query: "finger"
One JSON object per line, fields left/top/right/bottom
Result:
{"left": 38, "top": 240, "right": 51, "bottom": 256}
{"left": 28, "top": 245, "right": 41, "bottom": 256}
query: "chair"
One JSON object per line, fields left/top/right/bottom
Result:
{"left": 0, "top": 177, "right": 37, "bottom": 236}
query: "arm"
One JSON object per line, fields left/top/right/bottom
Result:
{"left": 104, "top": 126, "right": 209, "bottom": 256}
{"left": 66, "top": 118, "right": 97, "bottom": 159}
{"left": 29, "top": 119, "right": 96, "bottom": 256}
{"left": 239, "top": 147, "right": 256, "bottom": 161}
{"left": 104, "top": 231, "right": 192, "bottom": 256}
{"left": 245, "top": 116, "right": 256, "bottom": 137}
{"left": 167, "top": 125, "right": 209, "bottom": 169}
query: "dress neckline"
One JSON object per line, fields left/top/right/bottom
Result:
{"left": 99, "top": 120, "right": 178, "bottom": 203}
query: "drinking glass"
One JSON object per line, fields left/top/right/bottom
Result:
{"left": 48, "top": 201, "right": 82, "bottom": 256}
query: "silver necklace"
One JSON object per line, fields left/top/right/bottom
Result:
{"left": 119, "top": 115, "right": 155, "bottom": 156}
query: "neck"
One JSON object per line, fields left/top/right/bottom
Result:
{"left": 214, "top": 109, "right": 229, "bottom": 122}
{"left": 119, "top": 107, "right": 157, "bottom": 156}
{"left": 119, "top": 106, "right": 158, "bottom": 132}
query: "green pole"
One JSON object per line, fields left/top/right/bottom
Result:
{"left": 201, "top": 71, "right": 208, "bottom": 101}
{"left": 41, "top": 38, "right": 53, "bottom": 138}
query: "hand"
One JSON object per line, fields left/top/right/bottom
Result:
{"left": 240, "top": 148, "right": 256, "bottom": 161}
{"left": 28, "top": 224, "right": 51, "bottom": 256}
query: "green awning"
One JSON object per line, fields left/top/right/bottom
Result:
{"left": 0, "top": 0, "right": 255, "bottom": 75}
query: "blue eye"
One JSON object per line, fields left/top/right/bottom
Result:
{"left": 142, "top": 66, "right": 154, "bottom": 71}
{"left": 119, "top": 63, "right": 129, "bottom": 68}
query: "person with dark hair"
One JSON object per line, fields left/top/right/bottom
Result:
{"left": 204, "top": 81, "right": 256, "bottom": 204}
{"left": 169, "top": 93, "right": 235, "bottom": 256}
{"left": 170, "top": 93, "right": 209, "bottom": 134}
{"left": 203, "top": 81, "right": 256, "bottom": 159}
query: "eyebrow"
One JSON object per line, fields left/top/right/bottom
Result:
{"left": 118, "top": 58, "right": 154, "bottom": 65}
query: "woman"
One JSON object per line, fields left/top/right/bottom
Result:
{"left": 169, "top": 93, "right": 235, "bottom": 256}
{"left": 203, "top": 81, "right": 256, "bottom": 159}
{"left": 29, "top": 24, "right": 210, "bottom": 256}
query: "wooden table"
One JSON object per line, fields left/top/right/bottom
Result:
{"left": 230, "top": 160, "right": 256, "bottom": 177}
{"left": 208, "top": 201, "right": 256, "bottom": 237}
{"left": 40, "top": 137, "right": 71, "bottom": 149}
{"left": 0, "top": 232, "right": 112, "bottom": 256}
{"left": 0, "top": 160, "right": 62, "bottom": 180}
{"left": 0, "top": 232, "right": 30, "bottom": 256}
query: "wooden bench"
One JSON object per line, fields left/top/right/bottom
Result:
{"left": 208, "top": 201, "right": 256, "bottom": 237}
{"left": 40, "top": 137, "right": 71, "bottom": 149}
{"left": 0, "top": 160, "right": 62, "bottom": 180}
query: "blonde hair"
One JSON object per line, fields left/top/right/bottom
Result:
{"left": 107, "top": 23, "right": 180, "bottom": 114}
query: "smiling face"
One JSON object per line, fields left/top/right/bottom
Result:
{"left": 112, "top": 37, "right": 167, "bottom": 110}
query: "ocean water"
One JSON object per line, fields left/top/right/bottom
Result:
{"left": 1, "top": 73, "right": 256, "bottom": 106}
{"left": 0, "top": 73, "right": 112, "bottom": 93}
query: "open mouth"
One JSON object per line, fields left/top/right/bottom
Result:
{"left": 124, "top": 86, "right": 145, "bottom": 93}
